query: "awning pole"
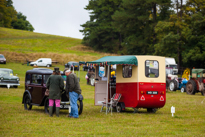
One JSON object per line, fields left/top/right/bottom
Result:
{"left": 110, "top": 65, "right": 112, "bottom": 115}
{"left": 106, "top": 64, "right": 110, "bottom": 115}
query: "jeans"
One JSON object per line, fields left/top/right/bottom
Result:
{"left": 69, "top": 91, "right": 79, "bottom": 118}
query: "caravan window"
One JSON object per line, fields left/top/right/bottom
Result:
{"left": 122, "top": 65, "right": 132, "bottom": 78}
{"left": 145, "top": 60, "right": 159, "bottom": 78}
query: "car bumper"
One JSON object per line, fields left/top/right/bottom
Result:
{"left": 0, "top": 61, "right": 6, "bottom": 63}
{"left": 0, "top": 83, "right": 20, "bottom": 86}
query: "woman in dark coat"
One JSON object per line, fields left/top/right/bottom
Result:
{"left": 46, "top": 67, "right": 64, "bottom": 117}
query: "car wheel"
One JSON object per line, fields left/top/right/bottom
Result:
{"left": 180, "top": 86, "right": 186, "bottom": 93}
{"left": 147, "top": 108, "right": 157, "bottom": 113}
{"left": 169, "top": 80, "right": 177, "bottom": 91}
{"left": 46, "top": 64, "right": 50, "bottom": 67}
{"left": 116, "top": 102, "right": 125, "bottom": 112}
{"left": 13, "top": 86, "right": 18, "bottom": 88}
{"left": 186, "top": 80, "right": 196, "bottom": 95}
{"left": 44, "top": 97, "right": 55, "bottom": 114}
{"left": 24, "top": 94, "right": 32, "bottom": 110}
{"left": 77, "top": 100, "right": 83, "bottom": 115}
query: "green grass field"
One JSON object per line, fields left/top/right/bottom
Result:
{"left": 0, "top": 63, "right": 205, "bottom": 136}
{"left": 0, "top": 27, "right": 116, "bottom": 64}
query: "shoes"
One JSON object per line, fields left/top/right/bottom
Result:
{"left": 66, "top": 115, "right": 78, "bottom": 118}
{"left": 69, "top": 116, "right": 78, "bottom": 118}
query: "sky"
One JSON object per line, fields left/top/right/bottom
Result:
{"left": 12, "top": 0, "right": 90, "bottom": 39}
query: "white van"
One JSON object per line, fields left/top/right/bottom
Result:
{"left": 165, "top": 57, "right": 178, "bottom": 74}
{"left": 30, "top": 58, "right": 52, "bottom": 67}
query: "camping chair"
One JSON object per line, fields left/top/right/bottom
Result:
{"left": 100, "top": 93, "right": 121, "bottom": 113}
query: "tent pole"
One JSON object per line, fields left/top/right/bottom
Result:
{"left": 106, "top": 64, "right": 110, "bottom": 115}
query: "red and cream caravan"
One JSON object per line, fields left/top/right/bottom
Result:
{"left": 87, "top": 55, "right": 166, "bottom": 113}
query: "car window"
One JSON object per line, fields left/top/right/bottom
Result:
{"left": 0, "top": 55, "right": 4, "bottom": 58}
{"left": 26, "top": 74, "right": 31, "bottom": 84}
{"left": 145, "top": 60, "right": 159, "bottom": 78}
{"left": 43, "top": 75, "right": 50, "bottom": 84}
{"left": 32, "top": 74, "right": 42, "bottom": 84}
{"left": 122, "top": 65, "right": 132, "bottom": 78}
{"left": 0, "top": 70, "right": 13, "bottom": 76}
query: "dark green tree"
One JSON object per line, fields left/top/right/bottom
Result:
{"left": 182, "top": 0, "right": 205, "bottom": 68}
{"left": 11, "top": 12, "right": 34, "bottom": 31}
{"left": 0, "top": 0, "right": 17, "bottom": 27}
{"left": 154, "top": 0, "right": 205, "bottom": 68}
{"left": 112, "top": 0, "right": 172, "bottom": 55}
{"left": 80, "top": 0, "right": 122, "bottom": 53}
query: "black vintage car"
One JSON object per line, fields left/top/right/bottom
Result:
{"left": 22, "top": 68, "right": 83, "bottom": 114}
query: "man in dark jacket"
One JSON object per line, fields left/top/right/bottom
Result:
{"left": 46, "top": 67, "right": 64, "bottom": 117}
{"left": 65, "top": 69, "right": 81, "bottom": 118}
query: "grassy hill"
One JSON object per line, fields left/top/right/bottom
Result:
{"left": 0, "top": 27, "right": 116, "bottom": 64}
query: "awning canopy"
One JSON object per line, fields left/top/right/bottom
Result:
{"left": 192, "top": 69, "right": 205, "bottom": 74}
{"left": 85, "top": 55, "right": 138, "bottom": 66}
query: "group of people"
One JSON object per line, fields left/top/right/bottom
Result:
{"left": 46, "top": 67, "right": 81, "bottom": 118}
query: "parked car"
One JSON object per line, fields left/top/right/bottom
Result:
{"left": 30, "top": 58, "right": 52, "bottom": 67}
{"left": 0, "top": 54, "right": 6, "bottom": 64}
{"left": 83, "top": 65, "right": 95, "bottom": 71}
{"left": 65, "top": 61, "right": 79, "bottom": 71}
{"left": 22, "top": 68, "right": 83, "bottom": 114}
{"left": 0, "top": 68, "right": 20, "bottom": 88}
{"left": 186, "top": 69, "right": 205, "bottom": 96}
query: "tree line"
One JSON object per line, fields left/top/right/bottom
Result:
{"left": 80, "top": 0, "right": 205, "bottom": 69}
{"left": 0, "top": 0, "right": 34, "bottom": 31}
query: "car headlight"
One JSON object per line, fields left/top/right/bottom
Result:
{"left": 1, "top": 77, "right": 3, "bottom": 80}
{"left": 17, "top": 78, "right": 19, "bottom": 81}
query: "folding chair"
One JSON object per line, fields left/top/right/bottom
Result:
{"left": 100, "top": 93, "right": 121, "bottom": 113}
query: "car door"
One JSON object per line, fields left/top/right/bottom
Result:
{"left": 37, "top": 60, "right": 44, "bottom": 66}
{"left": 30, "top": 74, "right": 43, "bottom": 104}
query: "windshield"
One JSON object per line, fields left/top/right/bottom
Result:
{"left": 0, "top": 55, "right": 4, "bottom": 58}
{"left": 0, "top": 70, "right": 13, "bottom": 76}
{"left": 170, "top": 65, "right": 177, "bottom": 69}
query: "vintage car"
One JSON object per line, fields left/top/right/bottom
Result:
{"left": 0, "top": 68, "right": 20, "bottom": 88}
{"left": 0, "top": 54, "right": 6, "bottom": 64}
{"left": 22, "top": 68, "right": 83, "bottom": 114}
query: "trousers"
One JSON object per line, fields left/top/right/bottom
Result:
{"left": 69, "top": 91, "right": 79, "bottom": 118}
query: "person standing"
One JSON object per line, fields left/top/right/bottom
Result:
{"left": 46, "top": 67, "right": 64, "bottom": 117}
{"left": 65, "top": 69, "right": 81, "bottom": 118}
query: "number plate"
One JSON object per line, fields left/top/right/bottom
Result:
{"left": 60, "top": 105, "right": 69, "bottom": 108}
{"left": 146, "top": 91, "right": 158, "bottom": 95}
